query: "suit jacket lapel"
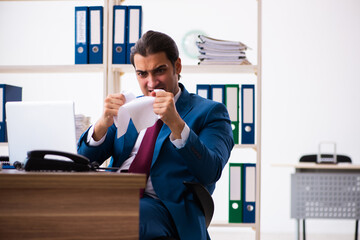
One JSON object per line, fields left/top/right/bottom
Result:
{"left": 175, "top": 84, "right": 193, "bottom": 120}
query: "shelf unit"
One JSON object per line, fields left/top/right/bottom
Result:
{"left": 0, "top": 65, "right": 105, "bottom": 73}
{"left": 107, "top": 1, "right": 262, "bottom": 240}
{"left": 0, "top": 0, "right": 262, "bottom": 239}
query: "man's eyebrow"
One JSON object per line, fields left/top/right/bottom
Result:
{"left": 154, "top": 64, "right": 168, "bottom": 70}
{"left": 135, "top": 69, "right": 146, "bottom": 73}
{"left": 136, "top": 64, "right": 168, "bottom": 73}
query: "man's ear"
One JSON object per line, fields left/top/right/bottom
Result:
{"left": 175, "top": 58, "right": 182, "bottom": 75}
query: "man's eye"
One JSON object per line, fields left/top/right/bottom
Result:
{"left": 137, "top": 72, "right": 147, "bottom": 77}
{"left": 155, "top": 68, "right": 166, "bottom": 74}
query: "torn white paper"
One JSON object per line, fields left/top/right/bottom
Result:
{"left": 113, "top": 91, "right": 160, "bottom": 138}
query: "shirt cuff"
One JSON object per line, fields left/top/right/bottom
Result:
{"left": 87, "top": 124, "right": 106, "bottom": 146}
{"left": 170, "top": 123, "right": 190, "bottom": 149}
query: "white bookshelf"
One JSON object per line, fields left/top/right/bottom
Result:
{"left": 108, "top": 1, "right": 262, "bottom": 240}
{"left": 0, "top": 65, "right": 105, "bottom": 73}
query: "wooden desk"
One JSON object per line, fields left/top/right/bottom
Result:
{"left": 0, "top": 170, "right": 146, "bottom": 240}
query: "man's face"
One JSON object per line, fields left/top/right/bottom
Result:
{"left": 133, "top": 52, "right": 181, "bottom": 96}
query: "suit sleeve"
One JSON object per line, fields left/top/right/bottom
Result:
{"left": 176, "top": 102, "right": 234, "bottom": 186}
{"left": 77, "top": 124, "right": 117, "bottom": 165}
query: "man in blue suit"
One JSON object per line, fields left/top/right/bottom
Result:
{"left": 78, "top": 30, "right": 234, "bottom": 240}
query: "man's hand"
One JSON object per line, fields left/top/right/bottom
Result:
{"left": 93, "top": 93, "right": 126, "bottom": 141}
{"left": 151, "top": 91, "right": 185, "bottom": 139}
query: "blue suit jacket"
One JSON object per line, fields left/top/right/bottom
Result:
{"left": 78, "top": 84, "right": 234, "bottom": 239}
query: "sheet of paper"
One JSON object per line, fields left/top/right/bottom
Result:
{"left": 113, "top": 91, "right": 160, "bottom": 138}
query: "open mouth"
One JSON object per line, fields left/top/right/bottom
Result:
{"left": 149, "top": 88, "right": 164, "bottom": 93}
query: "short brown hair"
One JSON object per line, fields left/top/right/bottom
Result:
{"left": 130, "top": 30, "right": 179, "bottom": 69}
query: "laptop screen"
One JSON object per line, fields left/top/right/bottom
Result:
{"left": 5, "top": 101, "right": 77, "bottom": 165}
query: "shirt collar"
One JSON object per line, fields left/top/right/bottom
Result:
{"left": 174, "top": 87, "right": 181, "bottom": 103}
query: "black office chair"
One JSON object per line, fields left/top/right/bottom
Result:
{"left": 299, "top": 154, "right": 351, "bottom": 163}
{"left": 183, "top": 181, "right": 214, "bottom": 228}
{"left": 153, "top": 182, "right": 215, "bottom": 240}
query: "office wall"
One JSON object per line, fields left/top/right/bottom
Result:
{"left": 262, "top": 0, "right": 360, "bottom": 235}
{"left": 1, "top": 0, "right": 360, "bottom": 236}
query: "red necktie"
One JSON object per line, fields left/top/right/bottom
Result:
{"left": 128, "top": 119, "right": 163, "bottom": 197}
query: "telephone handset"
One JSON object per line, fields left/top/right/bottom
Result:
{"left": 24, "top": 150, "right": 91, "bottom": 172}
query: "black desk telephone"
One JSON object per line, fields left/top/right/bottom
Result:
{"left": 24, "top": 150, "right": 92, "bottom": 172}
{"left": 22, "top": 150, "right": 119, "bottom": 172}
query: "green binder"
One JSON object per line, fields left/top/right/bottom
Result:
{"left": 229, "top": 162, "right": 243, "bottom": 223}
{"left": 225, "top": 84, "right": 240, "bottom": 144}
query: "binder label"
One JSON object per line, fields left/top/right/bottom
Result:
{"left": 212, "top": 88, "right": 223, "bottom": 103}
{"left": 230, "top": 166, "right": 241, "bottom": 201}
{"left": 197, "top": 89, "right": 208, "bottom": 99}
{"left": 227, "top": 87, "right": 238, "bottom": 122}
{"left": 243, "top": 88, "right": 253, "bottom": 124}
{"left": 114, "top": 10, "right": 126, "bottom": 44}
{"left": 76, "top": 11, "right": 87, "bottom": 44}
{"left": 245, "top": 166, "right": 256, "bottom": 201}
{"left": 129, "top": 9, "right": 140, "bottom": 43}
{"left": 90, "top": 10, "right": 101, "bottom": 45}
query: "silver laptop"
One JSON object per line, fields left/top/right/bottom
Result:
{"left": 5, "top": 101, "right": 77, "bottom": 165}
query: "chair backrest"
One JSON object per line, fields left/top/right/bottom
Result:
{"left": 299, "top": 154, "right": 351, "bottom": 163}
{"left": 183, "top": 181, "right": 214, "bottom": 228}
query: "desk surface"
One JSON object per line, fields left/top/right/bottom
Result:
{"left": 0, "top": 170, "right": 146, "bottom": 189}
{"left": 273, "top": 163, "right": 360, "bottom": 170}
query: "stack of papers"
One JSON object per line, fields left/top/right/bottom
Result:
{"left": 196, "top": 35, "right": 251, "bottom": 65}
{"left": 75, "top": 114, "right": 91, "bottom": 141}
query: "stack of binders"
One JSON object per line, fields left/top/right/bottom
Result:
{"left": 75, "top": 6, "right": 104, "bottom": 64}
{"left": 75, "top": 5, "right": 142, "bottom": 65}
{"left": 196, "top": 84, "right": 255, "bottom": 145}
{"left": 112, "top": 5, "right": 142, "bottom": 64}
{"left": 196, "top": 35, "right": 251, "bottom": 65}
{"left": 229, "top": 163, "right": 256, "bottom": 223}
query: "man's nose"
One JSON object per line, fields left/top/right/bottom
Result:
{"left": 147, "top": 74, "right": 157, "bottom": 88}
